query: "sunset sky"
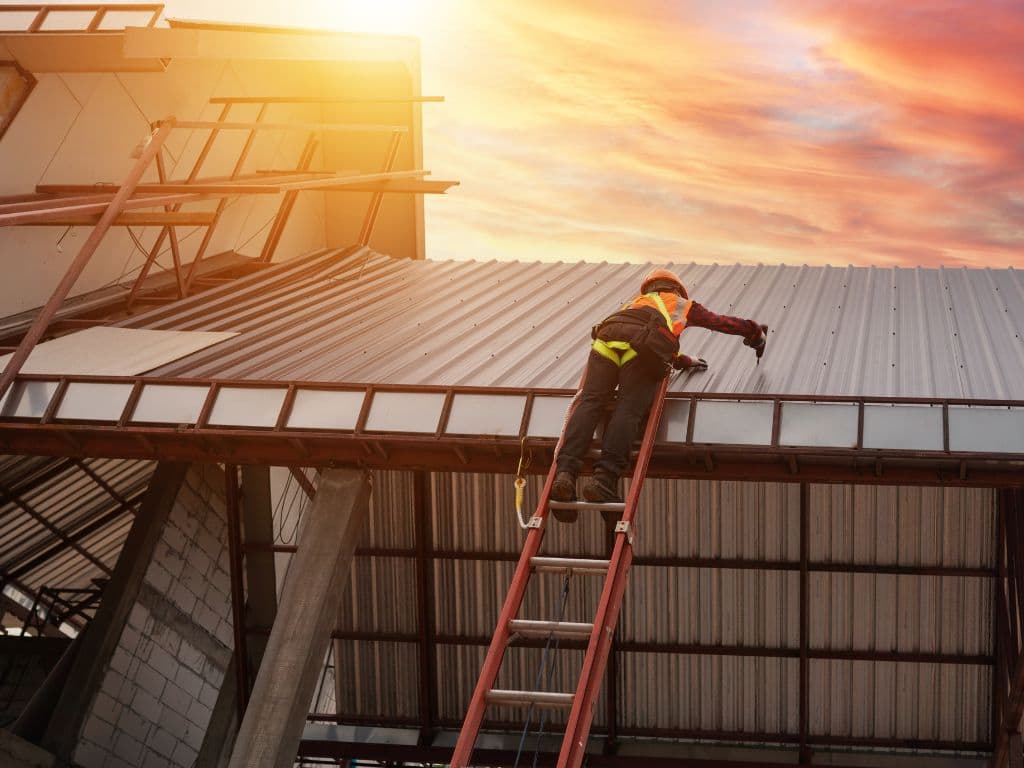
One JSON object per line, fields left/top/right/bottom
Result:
{"left": 85, "top": 1, "right": 1024, "bottom": 267}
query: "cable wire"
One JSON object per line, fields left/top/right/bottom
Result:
{"left": 512, "top": 573, "right": 573, "bottom": 768}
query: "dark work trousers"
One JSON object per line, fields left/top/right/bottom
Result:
{"left": 556, "top": 349, "right": 665, "bottom": 480}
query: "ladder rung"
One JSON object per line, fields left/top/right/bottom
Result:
{"left": 508, "top": 619, "right": 594, "bottom": 640}
{"left": 486, "top": 689, "right": 575, "bottom": 709}
{"left": 548, "top": 500, "right": 625, "bottom": 513}
{"left": 530, "top": 556, "right": 610, "bottom": 575}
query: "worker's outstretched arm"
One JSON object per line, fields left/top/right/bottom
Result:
{"left": 684, "top": 303, "right": 768, "bottom": 361}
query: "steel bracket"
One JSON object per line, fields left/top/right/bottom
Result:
{"left": 614, "top": 519, "right": 635, "bottom": 545}
{"left": 527, "top": 515, "right": 545, "bottom": 530}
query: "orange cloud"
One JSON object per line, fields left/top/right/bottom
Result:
{"left": 420, "top": 1, "right": 1024, "bottom": 268}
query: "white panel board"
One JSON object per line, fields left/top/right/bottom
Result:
{"left": 692, "top": 400, "right": 773, "bottom": 445}
{"left": 446, "top": 394, "right": 527, "bottom": 436}
{"left": 0, "top": 380, "right": 58, "bottom": 418}
{"left": 949, "top": 406, "right": 1024, "bottom": 454}
{"left": 527, "top": 396, "right": 573, "bottom": 438}
{"left": 208, "top": 387, "right": 287, "bottom": 428}
{"left": 287, "top": 389, "right": 365, "bottom": 430}
{"left": 657, "top": 399, "right": 691, "bottom": 443}
{"left": 863, "top": 404, "right": 943, "bottom": 451}
{"left": 0, "top": 327, "right": 238, "bottom": 376}
{"left": 780, "top": 402, "right": 859, "bottom": 448}
{"left": 364, "top": 391, "right": 445, "bottom": 433}
{"left": 132, "top": 384, "right": 208, "bottom": 424}
{"left": 57, "top": 382, "right": 133, "bottom": 421}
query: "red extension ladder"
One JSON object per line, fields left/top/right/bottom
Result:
{"left": 450, "top": 375, "right": 671, "bottom": 768}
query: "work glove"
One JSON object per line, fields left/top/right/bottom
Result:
{"left": 743, "top": 324, "right": 769, "bottom": 363}
{"left": 673, "top": 355, "right": 708, "bottom": 371}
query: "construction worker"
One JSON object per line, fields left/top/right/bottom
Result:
{"left": 550, "top": 268, "right": 768, "bottom": 516}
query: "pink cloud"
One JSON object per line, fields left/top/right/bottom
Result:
{"left": 422, "top": 1, "right": 1024, "bottom": 268}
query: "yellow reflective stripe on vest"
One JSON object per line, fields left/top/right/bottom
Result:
{"left": 592, "top": 338, "right": 638, "bottom": 367}
{"left": 646, "top": 292, "right": 674, "bottom": 330}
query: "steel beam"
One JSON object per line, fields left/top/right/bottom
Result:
{"left": 209, "top": 96, "right": 445, "bottom": 104}
{"left": 182, "top": 103, "right": 268, "bottom": 294}
{"left": 799, "top": 482, "right": 811, "bottom": 764}
{"left": 995, "top": 490, "right": 1024, "bottom": 768}
{"left": 240, "top": 465, "right": 278, "bottom": 682}
{"left": 258, "top": 135, "right": 318, "bottom": 264}
{"left": 357, "top": 130, "right": 402, "bottom": 245}
{"left": 225, "top": 464, "right": 250, "bottom": 722}
{"left": 125, "top": 102, "right": 231, "bottom": 308}
{"left": 412, "top": 471, "right": 437, "bottom": 743}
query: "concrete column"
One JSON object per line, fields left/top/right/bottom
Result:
{"left": 227, "top": 468, "right": 370, "bottom": 768}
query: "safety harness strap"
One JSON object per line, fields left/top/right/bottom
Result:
{"left": 592, "top": 338, "right": 637, "bottom": 367}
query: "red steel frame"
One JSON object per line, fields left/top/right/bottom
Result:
{"left": 1, "top": 373, "right": 1023, "bottom": 487}
{"left": 0, "top": 4, "right": 163, "bottom": 33}
{"left": 449, "top": 377, "right": 670, "bottom": 768}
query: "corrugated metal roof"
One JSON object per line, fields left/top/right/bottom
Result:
{"left": 120, "top": 246, "right": 1024, "bottom": 400}
{"left": 0, "top": 455, "right": 153, "bottom": 628}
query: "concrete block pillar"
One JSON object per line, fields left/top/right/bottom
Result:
{"left": 34, "top": 463, "right": 239, "bottom": 768}
{"left": 227, "top": 468, "right": 371, "bottom": 768}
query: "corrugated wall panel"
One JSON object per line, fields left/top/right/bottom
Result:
{"left": 621, "top": 567, "right": 799, "bottom": 649}
{"left": 337, "top": 470, "right": 995, "bottom": 748}
{"left": 809, "top": 660, "right": 990, "bottom": 743}
{"left": 619, "top": 653, "right": 798, "bottom": 735}
{"left": 336, "top": 557, "right": 417, "bottom": 634}
{"left": 810, "top": 485, "right": 994, "bottom": 568}
{"left": 333, "top": 639, "right": 419, "bottom": 719}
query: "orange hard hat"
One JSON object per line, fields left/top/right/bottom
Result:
{"left": 640, "top": 268, "right": 687, "bottom": 298}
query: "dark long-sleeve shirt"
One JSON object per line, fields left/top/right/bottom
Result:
{"left": 677, "top": 301, "right": 763, "bottom": 367}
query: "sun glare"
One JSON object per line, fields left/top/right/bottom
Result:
{"left": 312, "top": 0, "right": 439, "bottom": 35}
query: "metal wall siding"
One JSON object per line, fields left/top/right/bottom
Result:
{"left": 618, "top": 653, "right": 799, "bottom": 735}
{"left": 332, "top": 470, "right": 994, "bottom": 746}
{"left": 362, "top": 469, "right": 415, "bottom": 550}
{"left": 809, "top": 486, "right": 994, "bottom": 568}
{"left": 809, "top": 661, "right": 990, "bottom": 743}
{"left": 336, "top": 557, "right": 417, "bottom": 635}
{"left": 333, "top": 639, "right": 419, "bottom": 719}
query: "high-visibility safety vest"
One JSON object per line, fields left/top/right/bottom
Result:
{"left": 592, "top": 291, "right": 693, "bottom": 367}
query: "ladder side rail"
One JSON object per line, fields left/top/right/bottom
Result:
{"left": 558, "top": 376, "right": 670, "bottom": 768}
{"left": 449, "top": 378, "right": 586, "bottom": 767}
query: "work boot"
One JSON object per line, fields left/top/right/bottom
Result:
{"left": 549, "top": 470, "right": 578, "bottom": 522}
{"left": 583, "top": 472, "right": 622, "bottom": 526}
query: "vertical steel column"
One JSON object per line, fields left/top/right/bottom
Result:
{"left": 413, "top": 470, "right": 437, "bottom": 743}
{"left": 996, "top": 492, "right": 1008, "bottom": 768}
{"left": 799, "top": 482, "right": 811, "bottom": 764}
{"left": 224, "top": 463, "right": 250, "bottom": 721}
{"left": 0, "top": 120, "right": 174, "bottom": 398}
